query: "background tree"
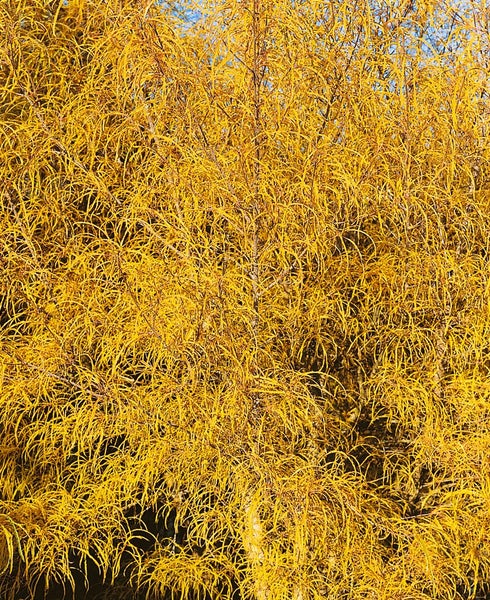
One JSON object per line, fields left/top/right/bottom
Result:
{"left": 1, "top": 0, "right": 489, "bottom": 599}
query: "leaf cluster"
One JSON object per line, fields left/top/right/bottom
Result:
{"left": 1, "top": 0, "right": 490, "bottom": 598}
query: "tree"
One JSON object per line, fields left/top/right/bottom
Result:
{"left": 1, "top": 0, "right": 489, "bottom": 598}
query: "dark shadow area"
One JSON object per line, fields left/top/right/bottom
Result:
{"left": 0, "top": 297, "right": 30, "bottom": 338}
{"left": 455, "top": 580, "right": 490, "bottom": 600}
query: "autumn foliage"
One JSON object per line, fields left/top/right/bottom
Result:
{"left": 1, "top": 0, "right": 490, "bottom": 598}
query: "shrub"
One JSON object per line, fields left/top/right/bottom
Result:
{"left": 1, "top": 1, "right": 489, "bottom": 598}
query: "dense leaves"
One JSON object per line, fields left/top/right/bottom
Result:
{"left": 1, "top": 0, "right": 489, "bottom": 598}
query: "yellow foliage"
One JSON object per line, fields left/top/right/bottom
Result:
{"left": 1, "top": 0, "right": 490, "bottom": 598}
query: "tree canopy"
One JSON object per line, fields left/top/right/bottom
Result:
{"left": 0, "top": 0, "right": 489, "bottom": 599}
